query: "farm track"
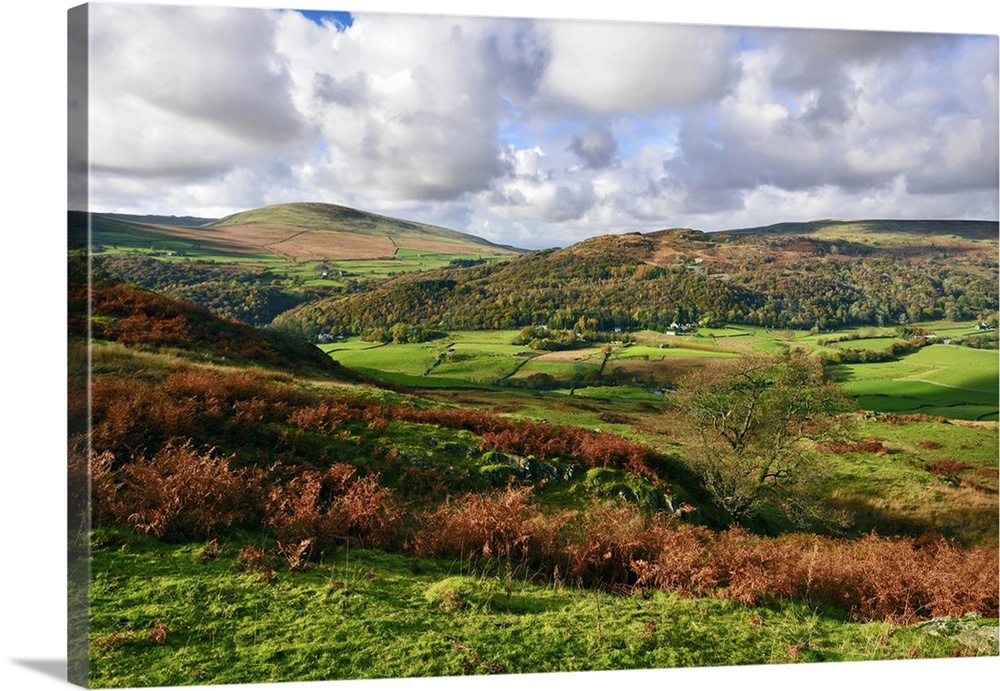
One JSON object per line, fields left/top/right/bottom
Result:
{"left": 901, "top": 377, "right": 998, "bottom": 395}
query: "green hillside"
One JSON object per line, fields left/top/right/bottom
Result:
{"left": 75, "top": 203, "right": 522, "bottom": 261}
{"left": 207, "top": 202, "right": 522, "bottom": 255}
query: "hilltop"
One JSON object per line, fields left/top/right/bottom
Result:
{"left": 204, "top": 202, "right": 523, "bottom": 259}
{"left": 74, "top": 202, "right": 522, "bottom": 261}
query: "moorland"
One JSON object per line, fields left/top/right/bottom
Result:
{"left": 68, "top": 203, "right": 999, "bottom": 686}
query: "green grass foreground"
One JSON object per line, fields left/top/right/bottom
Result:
{"left": 86, "top": 527, "right": 983, "bottom": 688}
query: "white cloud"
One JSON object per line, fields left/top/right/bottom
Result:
{"left": 273, "top": 12, "right": 542, "bottom": 202}
{"left": 536, "top": 19, "right": 737, "bottom": 113}
{"left": 87, "top": 4, "right": 305, "bottom": 184}
{"left": 81, "top": 3, "right": 998, "bottom": 245}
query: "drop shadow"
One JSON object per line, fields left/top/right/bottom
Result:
{"left": 11, "top": 659, "right": 67, "bottom": 682}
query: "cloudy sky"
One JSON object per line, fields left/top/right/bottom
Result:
{"left": 75, "top": 2, "right": 999, "bottom": 248}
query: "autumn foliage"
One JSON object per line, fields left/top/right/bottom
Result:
{"left": 73, "top": 336, "right": 997, "bottom": 625}
{"left": 413, "top": 489, "right": 997, "bottom": 623}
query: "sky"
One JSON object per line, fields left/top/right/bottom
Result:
{"left": 74, "top": 3, "right": 999, "bottom": 249}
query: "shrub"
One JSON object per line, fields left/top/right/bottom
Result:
{"left": 265, "top": 467, "right": 404, "bottom": 555}
{"left": 413, "top": 486, "right": 540, "bottom": 562}
{"left": 562, "top": 502, "right": 664, "bottom": 588}
{"left": 116, "top": 442, "right": 262, "bottom": 541}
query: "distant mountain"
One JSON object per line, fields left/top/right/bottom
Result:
{"left": 716, "top": 219, "right": 998, "bottom": 244}
{"left": 273, "top": 220, "right": 999, "bottom": 338}
{"left": 73, "top": 203, "right": 522, "bottom": 260}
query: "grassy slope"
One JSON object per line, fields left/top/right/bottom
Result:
{"left": 79, "top": 202, "right": 523, "bottom": 262}
{"left": 833, "top": 345, "right": 999, "bottom": 421}
{"left": 87, "top": 527, "right": 977, "bottom": 688}
{"left": 208, "top": 202, "right": 522, "bottom": 255}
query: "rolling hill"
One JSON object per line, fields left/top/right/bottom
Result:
{"left": 73, "top": 202, "right": 522, "bottom": 261}
{"left": 68, "top": 257, "right": 355, "bottom": 378}
{"left": 273, "top": 220, "right": 999, "bottom": 338}
{"left": 718, "top": 218, "right": 999, "bottom": 244}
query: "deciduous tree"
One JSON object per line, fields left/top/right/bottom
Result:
{"left": 676, "top": 352, "right": 854, "bottom": 528}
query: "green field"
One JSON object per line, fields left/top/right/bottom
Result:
{"left": 610, "top": 344, "right": 737, "bottom": 360}
{"left": 318, "top": 324, "right": 998, "bottom": 420}
{"left": 831, "top": 337, "right": 906, "bottom": 350}
{"left": 635, "top": 323, "right": 997, "bottom": 421}
{"left": 321, "top": 341, "right": 441, "bottom": 376}
{"left": 321, "top": 333, "right": 748, "bottom": 392}
{"left": 832, "top": 345, "right": 999, "bottom": 420}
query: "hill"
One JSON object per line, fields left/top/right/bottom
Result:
{"left": 68, "top": 262, "right": 355, "bottom": 378}
{"left": 74, "top": 203, "right": 522, "bottom": 261}
{"left": 273, "top": 221, "right": 999, "bottom": 338}
{"left": 208, "top": 202, "right": 521, "bottom": 257}
{"left": 73, "top": 203, "right": 526, "bottom": 328}
{"left": 98, "top": 212, "right": 219, "bottom": 228}
{"left": 718, "top": 218, "right": 999, "bottom": 244}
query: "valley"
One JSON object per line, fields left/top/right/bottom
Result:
{"left": 69, "top": 204, "right": 1000, "bottom": 686}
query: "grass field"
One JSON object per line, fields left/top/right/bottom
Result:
{"left": 610, "top": 345, "right": 737, "bottom": 360}
{"left": 318, "top": 323, "right": 997, "bottom": 421}
{"left": 633, "top": 323, "right": 997, "bottom": 421}
{"left": 321, "top": 333, "right": 748, "bottom": 392}
{"left": 831, "top": 345, "right": 999, "bottom": 420}
{"left": 86, "top": 526, "right": 982, "bottom": 688}
{"left": 816, "top": 417, "right": 999, "bottom": 542}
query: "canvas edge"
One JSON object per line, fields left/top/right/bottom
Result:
{"left": 67, "top": 3, "right": 91, "bottom": 688}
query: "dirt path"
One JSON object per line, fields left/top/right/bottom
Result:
{"left": 900, "top": 377, "right": 997, "bottom": 395}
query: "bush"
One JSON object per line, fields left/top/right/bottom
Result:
{"left": 265, "top": 466, "right": 404, "bottom": 555}
{"left": 413, "top": 486, "right": 540, "bottom": 563}
{"left": 115, "top": 442, "right": 263, "bottom": 541}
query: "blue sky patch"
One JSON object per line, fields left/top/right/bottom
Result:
{"left": 295, "top": 9, "right": 354, "bottom": 31}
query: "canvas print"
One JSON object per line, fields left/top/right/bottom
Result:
{"left": 67, "top": 2, "right": 999, "bottom": 688}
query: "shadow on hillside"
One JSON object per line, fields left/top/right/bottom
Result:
{"left": 828, "top": 497, "right": 997, "bottom": 546}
